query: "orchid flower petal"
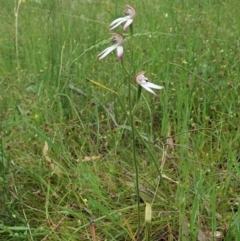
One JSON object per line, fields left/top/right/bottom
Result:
{"left": 109, "top": 16, "right": 129, "bottom": 27}
{"left": 116, "top": 46, "right": 123, "bottom": 61}
{"left": 140, "top": 84, "right": 157, "bottom": 96}
{"left": 124, "top": 4, "right": 136, "bottom": 18}
{"left": 112, "top": 32, "right": 124, "bottom": 45}
{"left": 144, "top": 82, "right": 163, "bottom": 89}
{"left": 109, "top": 17, "right": 130, "bottom": 31}
{"left": 123, "top": 19, "right": 133, "bottom": 31}
{"left": 98, "top": 44, "right": 117, "bottom": 60}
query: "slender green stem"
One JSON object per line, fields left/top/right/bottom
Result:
{"left": 14, "top": 0, "right": 21, "bottom": 76}
{"left": 57, "top": 41, "right": 66, "bottom": 93}
{"left": 134, "top": 128, "right": 170, "bottom": 203}
{"left": 122, "top": 23, "right": 141, "bottom": 238}
{"left": 145, "top": 223, "right": 151, "bottom": 241}
{"left": 14, "top": 0, "right": 20, "bottom": 58}
{"left": 130, "top": 24, "right": 133, "bottom": 38}
{"left": 130, "top": 24, "right": 134, "bottom": 71}
{"left": 121, "top": 59, "right": 141, "bottom": 239}
{"left": 116, "top": 92, "right": 170, "bottom": 204}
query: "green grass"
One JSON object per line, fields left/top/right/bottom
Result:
{"left": 1, "top": 0, "right": 240, "bottom": 240}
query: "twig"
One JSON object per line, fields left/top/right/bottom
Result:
{"left": 68, "top": 83, "right": 87, "bottom": 97}
{"left": 90, "top": 221, "right": 96, "bottom": 241}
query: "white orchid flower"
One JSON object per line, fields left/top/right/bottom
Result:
{"left": 109, "top": 4, "right": 136, "bottom": 31}
{"left": 134, "top": 71, "right": 163, "bottom": 96}
{"left": 98, "top": 32, "right": 124, "bottom": 61}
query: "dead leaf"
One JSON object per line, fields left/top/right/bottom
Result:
{"left": 43, "top": 141, "right": 49, "bottom": 156}
{"left": 42, "top": 141, "right": 54, "bottom": 170}
{"left": 49, "top": 162, "right": 55, "bottom": 170}
{"left": 82, "top": 155, "right": 102, "bottom": 162}
{"left": 167, "top": 136, "right": 175, "bottom": 150}
{"left": 123, "top": 217, "right": 136, "bottom": 241}
{"left": 162, "top": 174, "right": 179, "bottom": 184}
{"left": 197, "top": 229, "right": 210, "bottom": 241}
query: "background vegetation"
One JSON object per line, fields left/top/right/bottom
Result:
{"left": 1, "top": 0, "right": 240, "bottom": 240}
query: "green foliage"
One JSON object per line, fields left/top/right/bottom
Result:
{"left": 1, "top": 0, "right": 240, "bottom": 240}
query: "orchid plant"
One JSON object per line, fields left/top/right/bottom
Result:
{"left": 94, "top": 4, "right": 164, "bottom": 238}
